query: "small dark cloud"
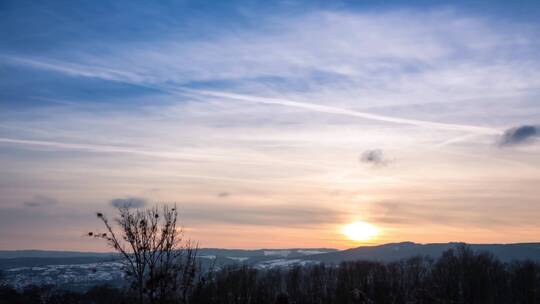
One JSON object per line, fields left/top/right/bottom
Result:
{"left": 360, "top": 149, "right": 388, "bottom": 166}
{"left": 217, "top": 192, "right": 230, "bottom": 198}
{"left": 499, "top": 125, "right": 539, "bottom": 146}
{"left": 23, "top": 195, "right": 58, "bottom": 207}
{"left": 110, "top": 197, "right": 147, "bottom": 208}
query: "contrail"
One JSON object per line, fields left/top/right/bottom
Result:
{"left": 191, "top": 89, "right": 501, "bottom": 135}
{"left": 0, "top": 137, "right": 196, "bottom": 160}
{"left": 2, "top": 55, "right": 142, "bottom": 83}
{"left": 0, "top": 137, "right": 333, "bottom": 169}
{"left": 3, "top": 55, "right": 501, "bottom": 135}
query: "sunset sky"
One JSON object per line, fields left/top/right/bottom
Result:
{"left": 1, "top": 0, "right": 540, "bottom": 251}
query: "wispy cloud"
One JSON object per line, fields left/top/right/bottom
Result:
{"left": 369, "top": 196, "right": 540, "bottom": 228}
{"left": 1, "top": 55, "right": 146, "bottom": 84}
{"left": 181, "top": 202, "right": 344, "bottom": 228}
{"left": 23, "top": 195, "right": 58, "bottom": 208}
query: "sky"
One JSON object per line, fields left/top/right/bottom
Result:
{"left": 1, "top": 0, "right": 540, "bottom": 251}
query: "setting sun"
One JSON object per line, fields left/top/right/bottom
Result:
{"left": 342, "top": 221, "right": 379, "bottom": 242}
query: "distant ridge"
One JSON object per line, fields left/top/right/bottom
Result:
{"left": 0, "top": 250, "right": 116, "bottom": 259}
{"left": 0, "top": 248, "right": 336, "bottom": 259}
{"left": 2, "top": 242, "right": 539, "bottom": 264}
{"left": 304, "top": 242, "right": 540, "bottom": 263}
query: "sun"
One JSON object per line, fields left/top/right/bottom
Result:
{"left": 342, "top": 221, "right": 379, "bottom": 242}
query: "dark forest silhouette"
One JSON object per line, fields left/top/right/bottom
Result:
{"left": 1, "top": 245, "right": 540, "bottom": 304}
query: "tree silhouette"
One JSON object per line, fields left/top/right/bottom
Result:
{"left": 90, "top": 203, "right": 198, "bottom": 304}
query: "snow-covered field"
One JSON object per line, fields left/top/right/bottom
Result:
{"left": 4, "top": 261, "right": 124, "bottom": 289}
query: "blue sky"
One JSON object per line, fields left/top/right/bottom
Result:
{"left": 1, "top": 0, "right": 540, "bottom": 250}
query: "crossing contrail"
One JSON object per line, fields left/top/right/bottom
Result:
{"left": 191, "top": 89, "right": 501, "bottom": 135}
{"left": 0, "top": 137, "right": 195, "bottom": 159}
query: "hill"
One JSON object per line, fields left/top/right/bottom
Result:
{"left": 304, "top": 242, "right": 540, "bottom": 263}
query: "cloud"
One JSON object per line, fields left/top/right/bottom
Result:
{"left": 4, "top": 10, "right": 538, "bottom": 137}
{"left": 368, "top": 195, "right": 540, "bottom": 228}
{"left": 23, "top": 195, "right": 58, "bottom": 207}
{"left": 217, "top": 192, "right": 230, "bottom": 198}
{"left": 110, "top": 197, "right": 147, "bottom": 208}
{"left": 360, "top": 149, "right": 388, "bottom": 166}
{"left": 181, "top": 203, "right": 343, "bottom": 228}
{"left": 499, "top": 125, "right": 539, "bottom": 146}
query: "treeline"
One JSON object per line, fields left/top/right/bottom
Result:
{"left": 190, "top": 246, "right": 540, "bottom": 304}
{"left": 0, "top": 284, "right": 132, "bottom": 304}
{"left": 1, "top": 246, "right": 540, "bottom": 304}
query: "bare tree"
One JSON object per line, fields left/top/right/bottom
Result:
{"left": 90, "top": 203, "right": 198, "bottom": 304}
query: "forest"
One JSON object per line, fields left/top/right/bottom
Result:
{"left": 1, "top": 245, "right": 540, "bottom": 304}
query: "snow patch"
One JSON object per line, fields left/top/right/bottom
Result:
{"left": 227, "top": 257, "right": 248, "bottom": 262}
{"left": 264, "top": 250, "right": 291, "bottom": 257}
{"left": 296, "top": 250, "right": 328, "bottom": 255}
